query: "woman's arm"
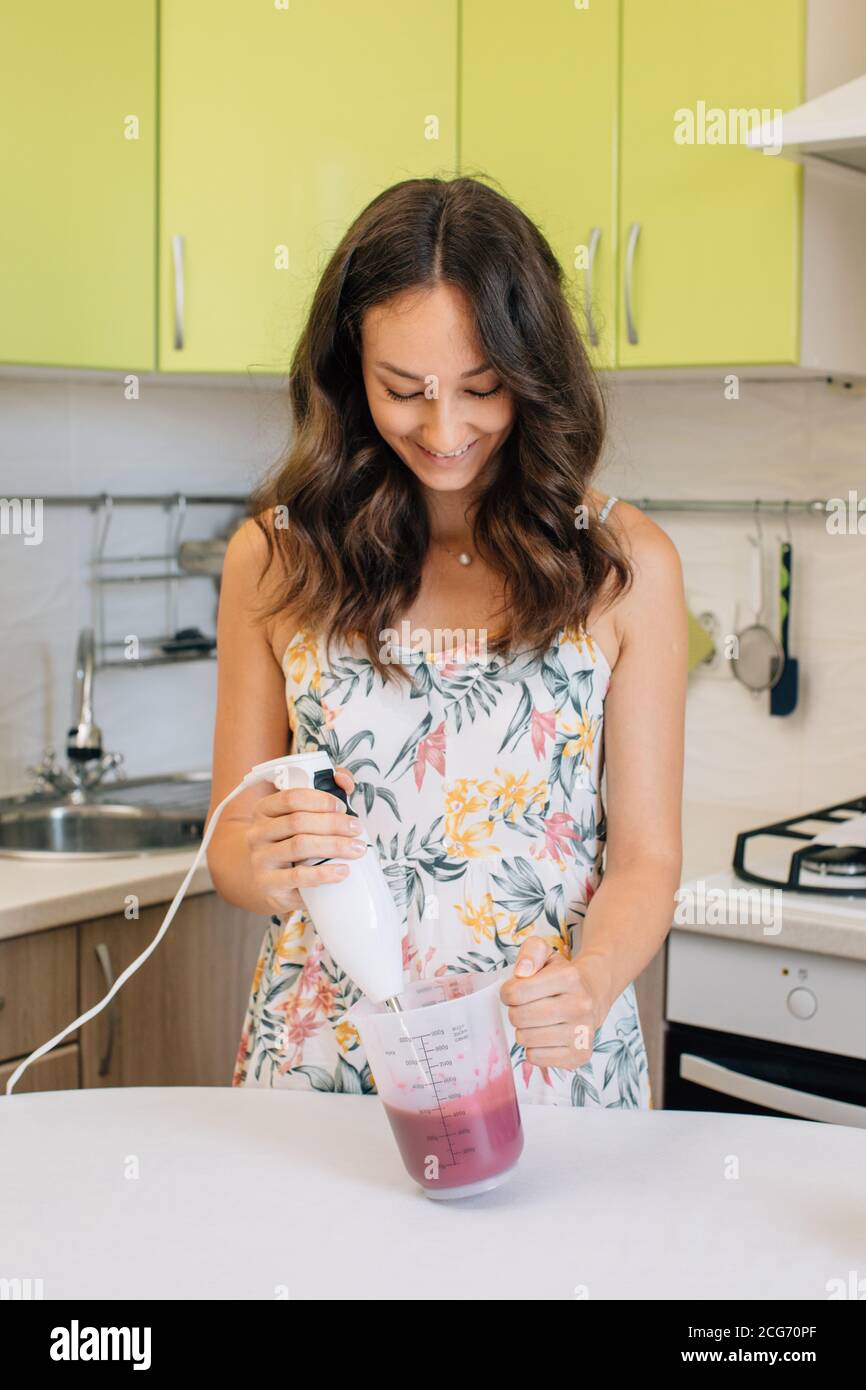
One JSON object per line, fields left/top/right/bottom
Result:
{"left": 500, "top": 505, "right": 687, "bottom": 1068}
{"left": 575, "top": 505, "right": 687, "bottom": 1020}
{"left": 206, "top": 517, "right": 360, "bottom": 919}
{"left": 205, "top": 517, "right": 292, "bottom": 916}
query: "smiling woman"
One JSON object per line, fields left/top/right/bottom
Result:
{"left": 205, "top": 176, "right": 688, "bottom": 1109}
{"left": 246, "top": 176, "right": 633, "bottom": 676}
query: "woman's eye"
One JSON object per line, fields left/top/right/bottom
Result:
{"left": 385, "top": 387, "right": 423, "bottom": 402}
{"left": 384, "top": 383, "right": 503, "bottom": 402}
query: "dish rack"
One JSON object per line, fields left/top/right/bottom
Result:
{"left": 86, "top": 492, "right": 247, "bottom": 669}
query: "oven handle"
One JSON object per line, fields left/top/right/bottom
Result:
{"left": 680, "top": 1053, "right": 866, "bottom": 1129}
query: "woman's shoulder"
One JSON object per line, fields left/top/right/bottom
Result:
{"left": 584, "top": 489, "right": 684, "bottom": 659}
{"left": 222, "top": 513, "right": 295, "bottom": 658}
{"left": 587, "top": 488, "right": 680, "bottom": 576}
{"left": 222, "top": 513, "right": 277, "bottom": 594}
{"left": 602, "top": 511, "right": 685, "bottom": 675}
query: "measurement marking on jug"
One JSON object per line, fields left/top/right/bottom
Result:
{"left": 403, "top": 1029, "right": 462, "bottom": 1169}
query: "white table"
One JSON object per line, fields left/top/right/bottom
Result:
{"left": 2, "top": 1087, "right": 863, "bottom": 1300}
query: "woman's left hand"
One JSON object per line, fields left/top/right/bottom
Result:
{"left": 499, "top": 936, "right": 613, "bottom": 1071}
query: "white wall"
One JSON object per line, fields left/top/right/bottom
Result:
{"left": 1, "top": 372, "right": 864, "bottom": 817}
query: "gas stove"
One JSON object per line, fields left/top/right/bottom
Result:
{"left": 733, "top": 795, "right": 866, "bottom": 898}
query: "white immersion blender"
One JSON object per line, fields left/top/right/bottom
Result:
{"left": 265, "top": 751, "right": 405, "bottom": 1012}
{"left": 4, "top": 751, "right": 405, "bottom": 1094}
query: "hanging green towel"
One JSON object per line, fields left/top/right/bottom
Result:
{"left": 687, "top": 610, "right": 714, "bottom": 672}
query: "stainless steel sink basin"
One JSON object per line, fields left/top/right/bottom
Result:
{"left": 0, "top": 773, "right": 211, "bottom": 859}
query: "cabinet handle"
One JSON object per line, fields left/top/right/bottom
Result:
{"left": 172, "top": 234, "right": 186, "bottom": 350}
{"left": 583, "top": 226, "right": 602, "bottom": 348}
{"left": 624, "top": 221, "right": 641, "bottom": 346}
{"left": 94, "top": 943, "right": 117, "bottom": 1077}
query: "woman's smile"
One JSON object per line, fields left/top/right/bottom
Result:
{"left": 413, "top": 438, "right": 478, "bottom": 463}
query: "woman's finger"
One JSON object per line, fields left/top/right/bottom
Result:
{"left": 259, "top": 810, "right": 364, "bottom": 842}
{"left": 507, "top": 993, "right": 575, "bottom": 1030}
{"left": 334, "top": 765, "right": 356, "bottom": 796}
{"left": 274, "top": 834, "right": 367, "bottom": 864}
{"left": 514, "top": 934, "right": 554, "bottom": 978}
{"left": 524, "top": 1042, "right": 593, "bottom": 1069}
{"left": 257, "top": 787, "right": 342, "bottom": 817}
{"left": 500, "top": 938, "right": 562, "bottom": 1005}
{"left": 515, "top": 1022, "right": 591, "bottom": 1051}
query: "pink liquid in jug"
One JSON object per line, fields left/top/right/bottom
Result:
{"left": 382, "top": 1064, "right": 523, "bottom": 1193}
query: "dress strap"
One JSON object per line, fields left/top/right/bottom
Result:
{"left": 598, "top": 495, "right": 619, "bottom": 524}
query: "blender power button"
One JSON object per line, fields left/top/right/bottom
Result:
{"left": 786, "top": 986, "right": 817, "bottom": 1020}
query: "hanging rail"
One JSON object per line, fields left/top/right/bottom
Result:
{"left": 27, "top": 492, "right": 838, "bottom": 514}
{"left": 34, "top": 493, "right": 249, "bottom": 508}
{"left": 623, "top": 497, "right": 828, "bottom": 514}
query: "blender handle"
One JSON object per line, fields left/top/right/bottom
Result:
{"left": 313, "top": 767, "right": 358, "bottom": 816}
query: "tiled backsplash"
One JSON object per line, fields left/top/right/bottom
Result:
{"left": 1, "top": 372, "right": 864, "bottom": 816}
{"left": 601, "top": 376, "right": 866, "bottom": 814}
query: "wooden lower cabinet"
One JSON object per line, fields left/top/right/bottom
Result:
{"left": 0, "top": 1044, "right": 79, "bottom": 1093}
{"left": 78, "top": 895, "right": 265, "bottom": 1088}
{"left": 0, "top": 925, "right": 78, "bottom": 1061}
{"left": 1, "top": 897, "right": 263, "bottom": 1092}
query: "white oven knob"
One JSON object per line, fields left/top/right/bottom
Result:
{"left": 786, "top": 986, "right": 817, "bottom": 1020}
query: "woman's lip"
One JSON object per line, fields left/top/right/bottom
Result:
{"left": 414, "top": 439, "right": 477, "bottom": 462}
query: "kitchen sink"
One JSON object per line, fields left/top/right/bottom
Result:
{"left": 0, "top": 773, "right": 211, "bottom": 859}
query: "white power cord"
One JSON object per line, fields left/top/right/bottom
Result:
{"left": 4, "top": 761, "right": 283, "bottom": 1097}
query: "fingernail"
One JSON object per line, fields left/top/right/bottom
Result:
{"left": 350, "top": 822, "right": 366, "bottom": 836}
{"left": 515, "top": 960, "right": 534, "bottom": 976}
{"left": 348, "top": 842, "right": 365, "bottom": 856}
{"left": 335, "top": 865, "right": 349, "bottom": 877}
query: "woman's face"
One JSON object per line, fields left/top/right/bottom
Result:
{"left": 360, "top": 281, "right": 515, "bottom": 495}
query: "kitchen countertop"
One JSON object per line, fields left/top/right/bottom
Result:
{"left": 0, "top": 846, "right": 213, "bottom": 941}
{"left": 2, "top": 1086, "right": 864, "bottom": 1300}
{"left": 0, "top": 798, "right": 863, "bottom": 959}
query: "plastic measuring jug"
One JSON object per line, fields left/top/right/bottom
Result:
{"left": 349, "top": 971, "right": 523, "bottom": 1199}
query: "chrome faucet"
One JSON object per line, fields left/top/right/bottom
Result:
{"left": 26, "top": 628, "right": 124, "bottom": 796}
{"left": 68, "top": 627, "right": 102, "bottom": 763}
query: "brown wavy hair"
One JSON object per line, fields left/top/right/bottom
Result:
{"left": 248, "top": 175, "right": 631, "bottom": 678}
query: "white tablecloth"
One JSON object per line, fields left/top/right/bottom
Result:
{"left": 2, "top": 1087, "right": 863, "bottom": 1300}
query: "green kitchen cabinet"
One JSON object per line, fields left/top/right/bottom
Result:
{"left": 460, "top": 0, "right": 620, "bottom": 369}
{"left": 0, "top": 1, "right": 157, "bottom": 371}
{"left": 617, "top": 0, "right": 806, "bottom": 368}
{"left": 159, "top": 0, "right": 457, "bottom": 374}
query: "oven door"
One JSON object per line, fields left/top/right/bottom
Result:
{"left": 664, "top": 1022, "right": 866, "bottom": 1128}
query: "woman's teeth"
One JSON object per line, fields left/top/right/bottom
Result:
{"left": 416, "top": 440, "right": 476, "bottom": 460}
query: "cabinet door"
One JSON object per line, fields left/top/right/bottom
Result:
{"left": 0, "top": 926, "right": 78, "bottom": 1062}
{"left": 618, "top": 0, "right": 805, "bottom": 367}
{"left": 460, "top": 0, "right": 620, "bottom": 368}
{"left": 0, "top": 1045, "right": 79, "bottom": 1095}
{"left": 79, "top": 894, "right": 266, "bottom": 1088}
{"left": 0, "top": 1, "right": 156, "bottom": 370}
{"left": 159, "top": 0, "right": 457, "bottom": 374}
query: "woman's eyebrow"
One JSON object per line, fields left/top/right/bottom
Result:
{"left": 374, "top": 360, "right": 493, "bottom": 380}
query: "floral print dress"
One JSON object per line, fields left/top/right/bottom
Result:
{"left": 232, "top": 569, "right": 653, "bottom": 1110}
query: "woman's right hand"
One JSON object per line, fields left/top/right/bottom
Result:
{"left": 247, "top": 767, "right": 364, "bottom": 918}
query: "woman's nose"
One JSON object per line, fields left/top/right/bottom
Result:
{"left": 418, "top": 399, "right": 470, "bottom": 454}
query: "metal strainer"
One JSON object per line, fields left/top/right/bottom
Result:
{"left": 732, "top": 511, "right": 785, "bottom": 694}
